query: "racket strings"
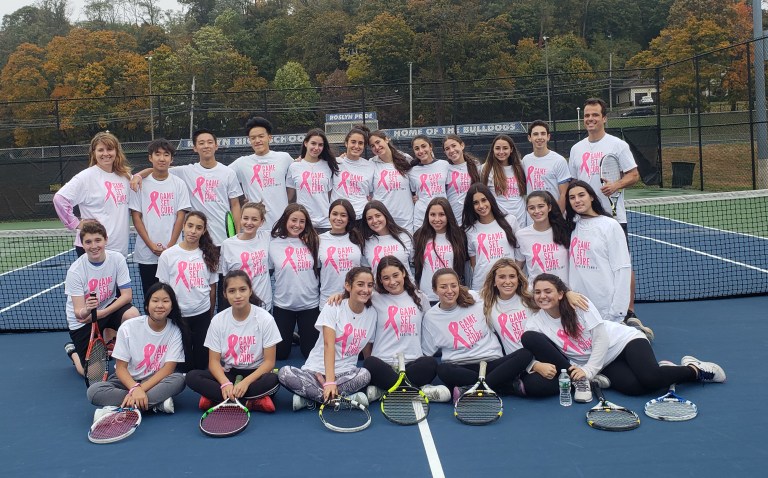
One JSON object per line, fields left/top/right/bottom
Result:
{"left": 201, "top": 406, "right": 249, "bottom": 434}
{"left": 587, "top": 408, "right": 640, "bottom": 428}
{"left": 381, "top": 389, "right": 429, "bottom": 424}
{"left": 645, "top": 400, "right": 697, "bottom": 419}
{"left": 86, "top": 343, "right": 107, "bottom": 383}
{"left": 321, "top": 400, "right": 370, "bottom": 431}
{"left": 90, "top": 410, "right": 139, "bottom": 439}
{"left": 455, "top": 393, "right": 503, "bottom": 425}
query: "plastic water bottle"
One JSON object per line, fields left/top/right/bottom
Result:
{"left": 559, "top": 369, "right": 572, "bottom": 407}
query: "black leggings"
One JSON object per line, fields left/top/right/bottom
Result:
{"left": 185, "top": 368, "right": 280, "bottom": 401}
{"left": 272, "top": 306, "right": 320, "bottom": 360}
{"left": 138, "top": 263, "right": 159, "bottom": 297}
{"left": 521, "top": 331, "right": 697, "bottom": 396}
{"left": 363, "top": 356, "right": 438, "bottom": 389}
{"left": 436, "top": 348, "right": 533, "bottom": 395}
{"left": 179, "top": 311, "right": 212, "bottom": 372}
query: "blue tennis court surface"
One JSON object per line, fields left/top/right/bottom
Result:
{"left": 1, "top": 295, "right": 765, "bottom": 477}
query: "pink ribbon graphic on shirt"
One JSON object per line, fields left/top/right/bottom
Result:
{"left": 299, "top": 171, "right": 311, "bottom": 192}
{"left": 175, "top": 261, "right": 190, "bottom": 290}
{"left": 335, "top": 323, "right": 354, "bottom": 356}
{"left": 250, "top": 164, "right": 263, "bottom": 187}
{"left": 240, "top": 252, "right": 252, "bottom": 276}
{"left": 222, "top": 334, "right": 240, "bottom": 365}
{"left": 337, "top": 171, "right": 351, "bottom": 194}
{"left": 282, "top": 247, "right": 297, "bottom": 272}
{"left": 147, "top": 191, "right": 161, "bottom": 217}
{"left": 448, "top": 322, "right": 470, "bottom": 350}
{"left": 384, "top": 305, "right": 400, "bottom": 340}
{"left": 476, "top": 233, "right": 490, "bottom": 260}
{"left": 88, "top": 279, "right": 99, "bottom": 293}
{"left": 192, "top": 176, "right": 205, "bottom": 201}
{"left": 570, "top": 237, "right": 579, "bottom": 261}
{"left": 527, "top": 166, "right": 535, "bottom": 188}
{"left": 557, "top": 329, "right": 584, "bottom": 354}
{"left": 447, "top": 171, "right": 461, "bottom": 192}
{"left": 323, "top": 246, "right": 339, "bottom": 273}
{"left": 372, "top": 245, "right": 384, "bottom": 268}
{"left": 377, "top": 171, "right": 390, "bottom": 191}
{"left": 497, "top": 314, "right": 515, "bottom": 342}
{"left": 136, "top": 344, "right": 156, "bottom": 372}
{"left": 419, "top": 174, "right": 431, "bottom": 197}
{"left": 580, "top": 152, "right": 591, "bottom": 175}
{"left": 531, "top": 243, "right": 546, "bottom": 271}
{"left": 104, "top": 181, "right": 117, "bottom": 204}
{"left": 423, "top": 242, "right": 435, "bottom": 270}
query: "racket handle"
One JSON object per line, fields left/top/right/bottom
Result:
{"left": 478, "top": 361, "right": 488, "bottom": 379}
{"left": 235, "top": 375, "right": 243, "bottom": 385}
{"left": 397, "top": 352, "right": 405, "bottom": 372}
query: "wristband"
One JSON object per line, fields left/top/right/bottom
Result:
{"left": 220, "top": 381, "right": 233, "bottom": 389}
{"left": 128, "top": 383, "right": 141, "bottom": 395}
{"left": 323, "top": 381, "right": 337, "bottom": 387}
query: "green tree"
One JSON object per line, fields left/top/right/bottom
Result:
{"left": 340, "top": 12, "right": 416, "bottom": 83}
{"left": 272, "top": 61, "right": 320, "bottom": 130}
{"left": 0, "top": 1, "right": 70, "bottom": 70}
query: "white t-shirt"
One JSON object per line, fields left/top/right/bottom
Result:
{"left": 204, "top": 305, "right": 282, "bottom": 372}
{"left": 56, "top": 166, "right": 130, "bottom": 256}
{"left": 170, "top": 162, "right": 243, "bottom": 246}
{"left": 362, "top": 233, "right": 413, "bottom": 273}
{"left": 228, "top": 151, "right": 294, "bottom": 230}
{"left": 220, "top": 231, "right": 272, "bottom": 311}
{"left": 156, "top": 245, "right": 218, "bottom": 317}
{"left": 487, "top": 165, "right": 526, "bottom": 228}
{"left": 422, "top": 292, "right": 503, "bottom": 365}
{"left": 466, "top": 215, "right": 522, "bottom": 290}
{"left": 331, "top": 157, "right": 375, "bottom": 219}
{"left": 64, "top": 251, "right": 132, "bottom": 331}
{"left": 489, "top": 295, "right": 532, "bottom": 354}
{"left": 409, "top": 160, "right": 450, "bottom": 229}
{"left": 287, "top": 159, "right": 333, "bottom": 229}
{"left": 111, "top": 316, "right": 184, "bottom": 380}
{"left": 416, "top": 233, "right": 455, "bottom": 302}
{"left": 568, "top": 133, "right": 637, "bottom": 224}
{"left": 445, "top": 161, "right": 480, "bottom": 226}
{"left": 268, "top": 236, "right": 319, "bottom": 310}
{"left": 516, "top": 225, "right": 569, "bottom": 285}
{"left": 370, "top": 156, "right": 415, "bottom": 232}
{"left": 568, "top": 215, "right": 631, "bottom": 322}
{"left": 302, "top": 300, "right": 377, "bottom": 375}
{"left": 522, "top": 150, "right": 571, "bottom": 201}
{"left": 128, "top": 174, "right": 191, "bottom": 264}
{"left": 318, "top": 232, "right": 362, "bottom": 310}
{"left": 525, "top": 301, "right": 644, "bottom": 379}
{"left": 370, "top": 290, "right": 429, "bottom": 365}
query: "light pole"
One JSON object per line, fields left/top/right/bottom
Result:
{"left": 543, "top": 36, "right": 552, "bottom": 125}
{"left": 408, "top": 61, "right": 413, "bottom": 127}
{"left": 145, "top": 55, "right": 154, "bottom": 140}
{"left": 576, "top": 107, "right": 581, "bottom": 133}
{"left": 607, "top": 33, "right": 613, "bottom": 111}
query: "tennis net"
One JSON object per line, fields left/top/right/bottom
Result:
{"left": 1, "top": 190, "right": 767, "bottom": 330}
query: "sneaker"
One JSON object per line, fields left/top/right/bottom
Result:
{"left": 64, "top": 342, "right": 76, "bottom": 358}
{"left": 292, "top": 331, "right": 301, "bottom": 345}
{"left": 682, "top": 356, "right": 726, "bottom": 383}
{"left": 366, "top": 385, "right": 385, "bottom": 403}
{"left": 420, "top": 384, "right": 451, "bottom": 403}
{"left": 348, "top": 391, "right": 369, "bottom": 407}
{"left": 658, "top": 360, "right": 676, "bottom": 367}
{"left": 511, "top": 378, "right": 527, "bottom": 397}
{"left": 452, "top": 386, "right": 469, "bottom": 405}
{"left": 199, "top": 396, "right": 214, "bottom": 411}
{"left": 93, "top": 406, "right": 120, "bottom": 423}
{"left": 593, "top": 374, "right": 611, "bottom": 389}
{"left": 624, "top": 312, "right": 655, "bottom": 341}
{"left": 152, "top": 397, "right": 175, "bottom": 414}
{"left": 573, "top": 378, "right": 592, "bottom": 403}
{"left": 105, "top": 338, "right": 116, "bottom": 358}
{"left": 292, "top": 394, "right": 316, "bottom": 412}
{"left": 245, "top": 395, "right": 275, "bottom": 413}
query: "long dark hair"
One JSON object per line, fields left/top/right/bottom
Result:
{"left": 271, "top": 203, "right": 320, "bottom": 278}
{"left": 222, "top": 270, "right": 264, "bottom": 308}
{"left": 564, "top": 180, "right": 612, "bottom": 229}
{"left": 144, "top": 282, "right": 181, "bottom": 326}
{"left": 369, "top": 130, "right": 412, "bottom": 176}
{"left": 413, "top": 197, "right": 467, "bottom": 284}
{"left": 361, "top": 200, "right": 412, "bottom": 251}
{"left": 185, "top": 211, "right": 219, "bottom": 273}
{"left": 481, "top": 134, "right": 527, "bottom": 197}
{"left": 461, "top": 183, "right": 518, "bottom": 248}
{"left": 300, "top": 128, "right": 339, "bottom": 176}
{"left": 432, "top": 268, "right": 475, "bottom": 308}
{"left": 341, "top": 266, "right": 374, "bottom": 308}
{"left": 329, "top": 198, "right": 363, "bottom": 247}
{"left": 526, "top": 190, "right": 571, "bottom": 247}
{"left": 533, "top": 273, "right": 580, "bottom": 340}
{"left": 443, "top": 134, "right": 481, "bottom": 184}
{"left": 375, "top": 256, "right": 423, "bottom": 311}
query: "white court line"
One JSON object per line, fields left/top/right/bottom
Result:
{"left": 629, "top": 210, "right": 768, "bottom": 241}
{"left": 630, "top": 233, "right": 768, "bottom": 274}
{"left": 0, "top": 248, "right": 74, "bottom": 278}
{"left": 414, "top": 402, "right": 445, "bottom": 478}
{"left": 0, "top": 281, "right": 64, "bottom": 314}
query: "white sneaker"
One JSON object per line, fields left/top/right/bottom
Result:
{"left": 92, "top": 406, "right": 119, "bottom": 423}
{"left": 152, "top": 397, "right": 175, "bottom": 414}
{"left": 420, "top": 384, "right": 451, "bottom": 403}
{"left": 573, "top": 378, "right": 593, "bottom": 403}
{"left": 658, "top": 360, "right": 676, "bottom": 367}
{"left": 292, "top": 393, "right": 314, "bottom": 412}
{"left": 593, "top": 374, "right": 611, "bottom": 389}
{"left": 366, "top": 385, "right": 385, "bottom": 403}
{"left": 348, "top": 392, "right": 369, "bottom": 407}
{"left": 682, "top": 356, "right": 726, "bottom": 383}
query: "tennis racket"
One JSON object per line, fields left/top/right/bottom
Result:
{"left": 319, "top": 395, "right": 372, "bottom": 433}
{"left": 599, "top": 152, "right": 623, "bottom": 218}
{"left": 381, "top": 352, "right": 430, "bottom": 425}
{"left": 454, "top": 361, "right": 503, "bottom": 425}
{"left": 83, "top": 294, "right": 108, "bottom": 388}
{"left": 88, "top": 407, "right": 142, "bottom": 444}
{"left": 644, "top": 384, "right": 698, "bottom": 421}
{"left": 225, "top": 211, "right": 236, "bottom": 238}
{"left": 199, "top": 375, "right": 250, "bottom": 437}
{"left": 586, "top": 382, "right": 640, "bottom": 431}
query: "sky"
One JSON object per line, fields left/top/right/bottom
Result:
{"left": 0, "top": 1, "right": 183, "bottom": 23}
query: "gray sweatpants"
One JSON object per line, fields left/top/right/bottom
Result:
{"left": 87, "top": 372, "right": 186, "bottom": 407}
{"left": 278, "top": 366, "right": 370, "bottom": 403}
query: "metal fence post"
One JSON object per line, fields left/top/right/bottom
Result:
{"left": 655, "top": 67, "right": 663, "bottom": 188}
{"left": 694, "top": 57, "right": 704, "bottom": 191}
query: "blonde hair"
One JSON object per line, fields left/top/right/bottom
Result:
{"left": 480, "top": 258, "right": 536, "bottom": 324}
{"left": 89, "top": 132, "right": 131, "bottom": 179}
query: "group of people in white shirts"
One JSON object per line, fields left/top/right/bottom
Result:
{"left": 57, "top": 98, "right": 725, "bottom": 420}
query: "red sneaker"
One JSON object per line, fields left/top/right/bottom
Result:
{"left": 199, "top": 396, "right": 214, "bottom": 411}
{"left": 245, "top": 395, "right": 275, "bottom": 413}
